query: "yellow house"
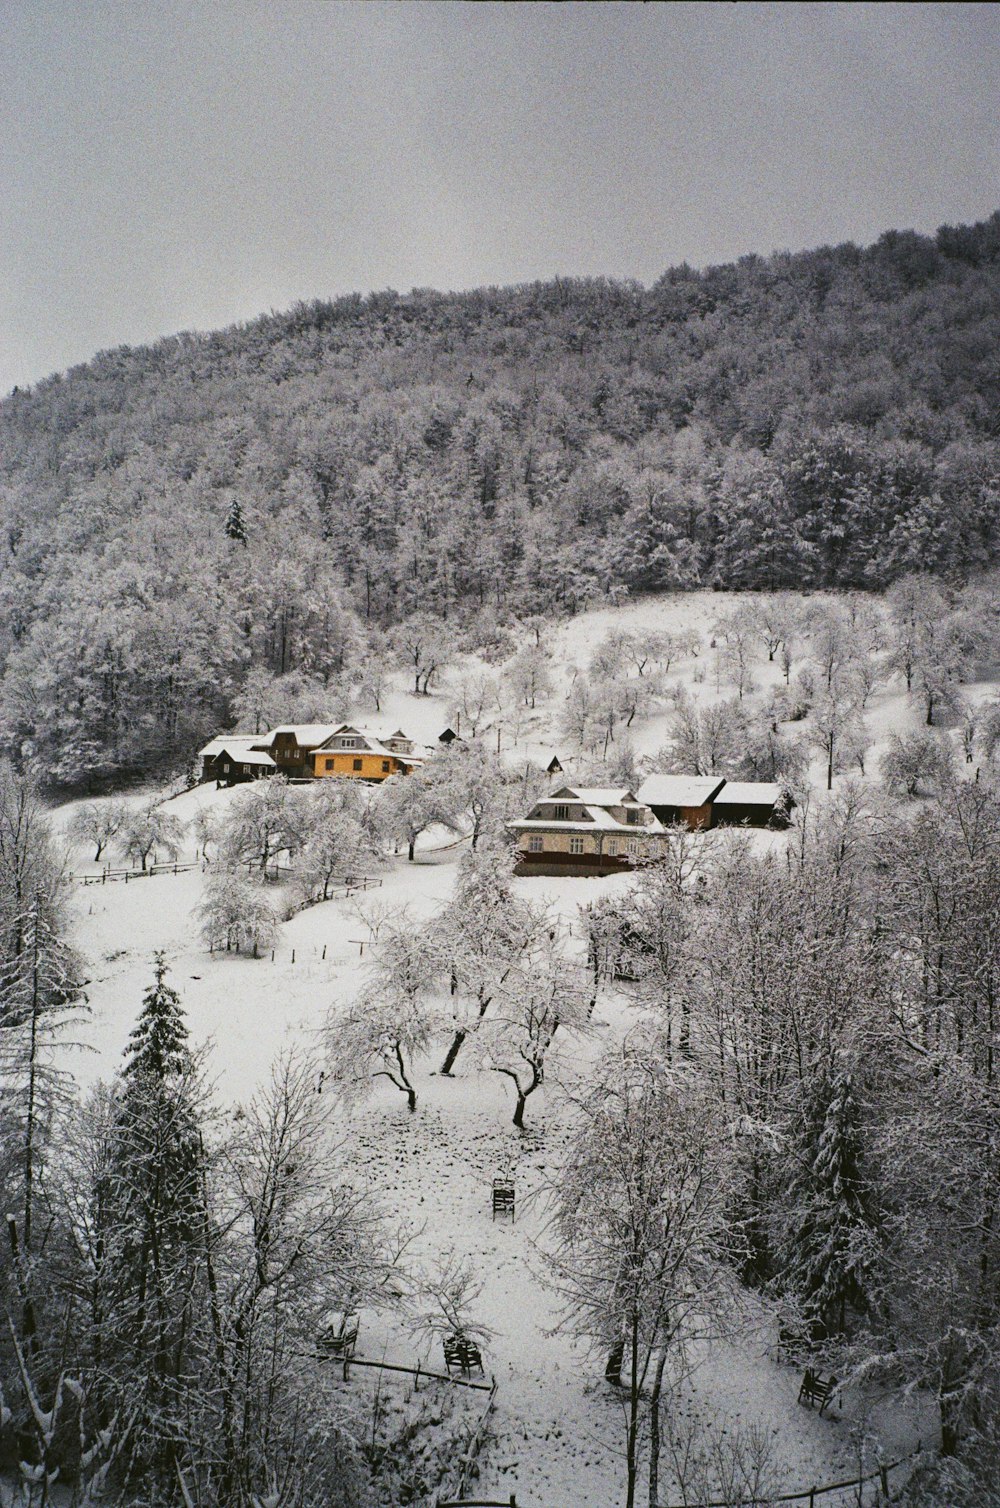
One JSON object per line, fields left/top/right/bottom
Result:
{"left": 311, "top": 726, "right": 425, "bottom": 782}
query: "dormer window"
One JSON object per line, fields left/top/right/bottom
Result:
{"left": 554, "top": 804, "right": 570, "bottom": 821}
{"left": 626, "top": 808, "right": 639, "bottom": 825}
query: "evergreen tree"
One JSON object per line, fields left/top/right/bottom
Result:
{"left": 225, "top": 495, "right": 248, "bottom": 542}
{"left": 93, "top": 955, "right": 208, "bottom": 1486}
{"left": 780, "top": 1058, "right": 877, "bottom": 1339}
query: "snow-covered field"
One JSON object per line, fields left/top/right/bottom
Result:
{"left": 50, "top": 590, "right": 966, "bottom": 1506}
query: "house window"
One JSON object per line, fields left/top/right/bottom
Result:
{"left": 607, "top": 839, "right": 618, "bottom": 855}
{"left": 222, "top": 763, "right": 230, "bottom": 773}
{"left": 554, "top": 804, "right": 570, "bottom": 821}
{"left": 341, "top": 737, "right": 358, "bottom": 749}
{"left": 528, "top": 835, "right": 544, "bottom": 853}
{"left": 325, "top": 758, "right": 335, "bottom": 771}
{"left": 627, "top": 837, "right": 639, "bottom": 855}
{"left": 569, "top": 836, "right": 585, "bottom": 855}
{"left": 242, "top": 764, "right": 250, "bottom": 774}
{"left": 382, "top": 760, "right": 391, "bottom": 772}
{"left": 352, "top": 758, "right": 363, "bottom": 771}
{"left": 626, "top": 808, "right": 639, "bottom": 825}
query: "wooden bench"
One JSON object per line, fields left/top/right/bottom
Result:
{"left": 492, "top": 1178, "right": 515, "bottom": 1222}
{"left": 797, "top": 1368, "right": 838, "bottom": 1416}
{"left": 443, "top": 1333, "right": 485, "bottom": 1376}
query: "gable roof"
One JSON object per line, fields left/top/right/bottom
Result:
{"left": 314, "top": 726, "right": 426, "bottom": 766}
{"left": 548, "top": 785, "right": 638, "bottom": 805}
{"left": 216, "top": 747, "right": 276, "bottom": 768}
{"left": 263, "top": 724, "right": 342, "bottom": 747}
{"left": 199, "top": 734, "right": 258, "bottom": 759}
{"left": 712, "top": 781, "right": 782, "bottom": 806}
{"left": 637, "top": 775, "right": 726, "bottom": 808}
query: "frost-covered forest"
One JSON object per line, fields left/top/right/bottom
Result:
{"left": 3, "top": 214, "right": 1000, "bottom": 787}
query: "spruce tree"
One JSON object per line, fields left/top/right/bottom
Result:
{"left": 781, "top": 1058, "right": 877, "bottom": 1339}
{"left": 225, "top": 495, "right": 248, "bottom": 543}
{"left": 96, "top": 955, "right": 207, "bottom": 1484}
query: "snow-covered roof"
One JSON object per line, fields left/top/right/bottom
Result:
{"left": 199, "top": 734, "right": 258, "bottom": 758}
{"left": 712, "top": 781, "right": 781, "bottom": 806}
{"left": 217, "top": 747, "right": 276, "bottom": 768}
{"left": 637, "top": 775, "right": 726, "bottom": 808}
{"left": 263, "top": 724, "right": 342, "bottom": 747}
{"left": 313, "top": 727, "right": 426, "bottom": 766}
{"left": 509, "top": 813, "right": 665, "bottom": 835}
{"left": 560, "top": 787, "right": 641, "bottom": 807}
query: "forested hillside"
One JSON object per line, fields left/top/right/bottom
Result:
{"left": 2, "top": 213, "right": 1000, "bottom": 787}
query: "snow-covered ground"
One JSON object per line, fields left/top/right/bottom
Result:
{"left": 51, "top": 590, "right": 967, "bottom": 1506}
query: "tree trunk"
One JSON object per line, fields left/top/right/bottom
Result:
{"left": 512, "top": 1092, "right": 527, "bottom": 1129}
{"left": 648, "top": 1348, "right": 668, "bottom": 1508}
{"left": 440, "top": 1029, "right": 467, "bottom": 1076}
{"left": 408, "top": 839, "right": 415, "bottom": 862}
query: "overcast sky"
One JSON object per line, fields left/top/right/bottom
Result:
{"left": 2, "top": 0, "right": 998, "bottom": 395}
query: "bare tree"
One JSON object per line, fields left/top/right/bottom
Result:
{"left": 67, "top": 798, "right": 128, "bottom": 862}
{"left": 325, "top": 919, "right": 441, "bottom": 1112}
{"left": 116, "top": 805, "right": 185, "bottom": 872}
{"left": 546, "top": 1042, "right": 735, "bottom": 1508}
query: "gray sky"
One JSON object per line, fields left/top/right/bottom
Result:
{"left": 2, "top": 1, "right": 998, "bottom": 395}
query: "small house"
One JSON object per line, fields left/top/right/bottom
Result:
{"left": 199, "top": 735, "right": 273, "bottom": 785}
{"left": 711, "top": 781, "right": 789, "bottom": 829}
{"left": 311, "top": 725, "right": 426, "bottom": 782}
{"left": 636, "top": 775, "right": 726, "bottom": 831}
{"left": 438, "top": 727, "right": 463, "bottom": 745}
{"left": 508, "top": 786, "right": 664, "bottom": 875}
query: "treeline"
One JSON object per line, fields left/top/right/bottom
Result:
{"left": 2, "top": 213, "right": 1000, "bottom": 786}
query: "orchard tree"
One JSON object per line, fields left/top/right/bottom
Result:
{"left": 393, "top": 614, "right": 455, "bottom": 695}
{"left": 67, "top": 798, "right": 128, "bottom": 862}
{"left": 325, "top": 920, "right": 441, "bottom": 1113}
{"left": 433, "top": 843, "right": 546, "bottom": 1074}
{"left": 504, "top": 642, "right": 552, "bottom": 709}
{"left": 880, "top": 729, "right": 955, "bottom": 798}
{"left": 376, "top": 762, "right": 463, "bottom": 861}
{"left": 196, "top": 870, "right": 279, "bottom": 956}
{"left": 478, "top": 933, "right": 590, "bottom": 1129}
{"left": 116, "top": 805, "right": 185, "bottom": 872}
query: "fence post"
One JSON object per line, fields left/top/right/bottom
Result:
{"left": 809, "top": 1489, "right": 816, "bottom": 1508}
{"left": 880, "top": 1464, "right": 890, "bottom": 1499}
{"left": 322, "top": 945, "right": 327, "bottom": 960}
{"left": 291, "top": 949, "right": 295, "bottom": 964}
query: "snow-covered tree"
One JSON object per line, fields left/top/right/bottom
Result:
{"left": 215, "top": 777, "right": 308, "bottom": 874}
{"left": 548, "top": 1043, "right": 734, "bottom": 1508}
{"left": 116, "top": 804, "right": 185, "bottom": 871}
{"left": 67, "top": 798, "right": 128, "bottom": 862}
{"left": 375, "top": 762, "right": 463, "bottom": 861}
{"left": 503, "top": 642, "right": 553, "bottom": 709}
{"left": 779, "top": 1055, "right": 878, "bottom": 1338}
{"left": 196, "top": 869, "right": 279, "bottom": 956}
{"left": 880, "top": 729, "right": 955, "bottom": 798}
{"left": 325, "top": 920, "right": 441, "bottom": 1112}
{"left": 477, "top": 931, "right": 590, "bottom": 1129}
{"left": 433, "top": 843, "right": 546, "bottom": 1074}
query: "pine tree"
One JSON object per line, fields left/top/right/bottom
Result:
{"left": 781, "top": 1059, "right": 877, "bottom": 1339}
{"left": 94, "top": 955, "right": 208, "bottom": 1482}
{"left": 225, "top": 495, "right": 248, "bottom": 543}
{"left": 122, "top": 951, "right": 192, "bottom": 1081}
